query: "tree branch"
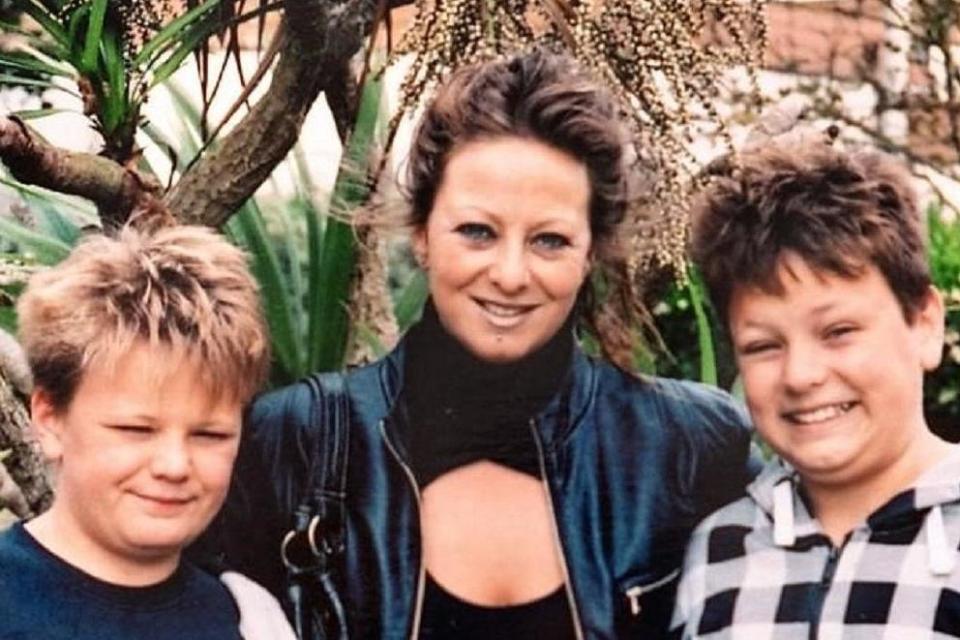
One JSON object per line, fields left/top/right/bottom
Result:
{"left": 0, "top": 373, "right": 51, "bottom": 516}
{"left": 0, "top": 117, "right": 167, "bottom": 231}
{"left": 168, "top": 0, "right": 380, "bottom": 228}
{"left": 0, "top": 457, "right": 30, "bottom": 519}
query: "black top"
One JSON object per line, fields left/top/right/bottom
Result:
{"left": 404, "top": 301, "right": 577, "bottom": 638}
{"left": 403, "top": 300, "right": 574, "bottom": 488}
{"left": 0, "top": 522, "right": 241, "bottom": 640}
{"left": 419, "top": 574, "right": 577, "bottom": 640}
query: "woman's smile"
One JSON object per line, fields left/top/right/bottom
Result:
{"left": 474, "top": 297, "right": 539, "bottom": 327}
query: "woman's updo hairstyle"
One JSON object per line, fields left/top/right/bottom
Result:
{"left": 404, "top": 47, "right": 648, "bottom": 372}
{"left": 406, "top": 47, "right": 627, "bottom": 246}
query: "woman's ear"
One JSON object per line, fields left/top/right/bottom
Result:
{"left": 30, "top": 388, "right": 65, "bottom": 463}
{"left": 412, "top": 227, "right": 429, "bottom": 270}
{"left": 915, "top": 286, "right": 946, "bottom": 372}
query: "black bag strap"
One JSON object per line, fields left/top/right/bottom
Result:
{"left": 281, "top": 372, "right": 350, "bottom": 640}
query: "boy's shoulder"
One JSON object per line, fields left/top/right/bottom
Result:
{"left": 0, "top": 523, "right": 242, "bottom": 640}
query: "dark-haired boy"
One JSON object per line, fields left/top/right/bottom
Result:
{"left": 672, "top": 143, "right": 960, "bottom": 638}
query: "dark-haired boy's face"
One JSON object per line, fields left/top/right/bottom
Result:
{"left": 729, "top": 254, "right": 944, "bottom": 492}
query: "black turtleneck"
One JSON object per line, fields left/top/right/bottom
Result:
{"left": 403, "top": 300, "right": 574, "bottom": 489}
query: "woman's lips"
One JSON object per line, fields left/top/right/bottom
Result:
{"left": 474, "top": 298, "right": 538, "bottom": 328}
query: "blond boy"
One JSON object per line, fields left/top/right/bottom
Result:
{"left": 0, "top": 226, "right": 289, "bottom": 639}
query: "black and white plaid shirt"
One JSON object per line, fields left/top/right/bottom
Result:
{"left": 672, "top": 451, "right": 960, "bottom": 639}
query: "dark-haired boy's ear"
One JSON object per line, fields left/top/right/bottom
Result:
{"left": 914, "top": 286, "right": 946, "bottom": 372}
{"left": 30, "top": 389, "right": 65, "bottom": 463}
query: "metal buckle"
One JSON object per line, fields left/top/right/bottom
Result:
{"left": 281, "top": 515, "right": 322, "bottom": 571}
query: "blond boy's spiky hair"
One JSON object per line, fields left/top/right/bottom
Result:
{"left": 17, "top": 225, "right": 269, "bottom": 411}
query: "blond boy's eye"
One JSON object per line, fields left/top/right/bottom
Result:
{"left": 193, "top": 429, "right": 235, "bottom": 441}
{"left": 110, "top": 425, "right": 153, "bottom": 435}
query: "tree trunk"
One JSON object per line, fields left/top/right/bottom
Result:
{"left": 168, "top": 0, "right": 380, "bottom": 228}
{"left": 0, "top": 373, "right": 51, "bottom": 516}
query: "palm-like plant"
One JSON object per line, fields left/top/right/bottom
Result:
{"left": 5, "top": 0, "right": 238, "bottom": 162}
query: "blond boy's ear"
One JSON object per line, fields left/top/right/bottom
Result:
{"left": 30, "top": 389, "right": 65, "bottom": 463}
{"left": 915, "top": 286, "right": 946, "bottom": 372}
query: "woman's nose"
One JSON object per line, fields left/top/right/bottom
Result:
{"left": 488, "top": 242, "right": 530, "bottom": 293}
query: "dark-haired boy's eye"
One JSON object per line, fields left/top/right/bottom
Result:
{"left": 824, "top": 324, "right": 857, "bottom": 341}
{"left": 739, "top": 341, "right": 778, "bottom": 356}
{"left": 532, "top": 233, "right": 571, "bottom": 250}
{"left": 455, "top": 223, "right": 496, "bottom": 242}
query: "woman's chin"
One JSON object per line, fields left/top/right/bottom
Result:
{"left": 460, "top": 335, "right": 540, "bottom": 364}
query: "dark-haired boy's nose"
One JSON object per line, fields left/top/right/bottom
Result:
{"left": 782, "top": 344, "right": 828, "bottom": 394}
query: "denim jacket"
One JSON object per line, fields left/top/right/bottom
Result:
{"left": 205, "top": 341, "right": 754, "bottom": 639}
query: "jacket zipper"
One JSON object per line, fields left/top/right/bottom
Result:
{"left": 529, "top": 418, "right": 586, "bottom": 640}
{"left": 809, "top": 543, "right": 841, "bottom": 640}
{"left": 379, "top": 419, "right": 426, "bottom": 640}
{"left": 624, "top": 568, "right": 680, "bottom": 616}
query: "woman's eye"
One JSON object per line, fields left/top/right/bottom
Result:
{"left": 532, "top": 233, "right": 571, "bottom": 250}
{"left": 455, "top": 223, "right": 495, "bottom": 242}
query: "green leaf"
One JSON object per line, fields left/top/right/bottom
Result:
{"left": 163, "top": 81, "right": 204, "bottom": 157}
{"left": 0, "top": 176, "right": 98, "bottom": 223}
{"left": 686, "top": 266, "right": 718, "bottom": 386}
{"left": 31, "top": 202, "right": 81, "bottom": 246}
{"left": 393, "top": 269, "right": 428, "bottom": 332}
{"left": 80, "top": 0, "right": 108, "bottom": 73}
{"left": 308, "top": 219, "right": 355, "bottom": 372}
{"left": 11, "top": 108, "right": 71, "bottom": 120}
{"left": 0, "top": 73, "right": 66, "bottom": 93}
{"left": 98, "top": 27, "right": 130, "bottom": 134}
{"left": 307, "top": 75, "right": 385, "bottom": 371}
{"left": 224, "top": 201, "right": 303, "bottom": 381}
{"left": 20, "top": 0, "right": 69, "bottom": 49}
{"left": 304, "top": 195, "right": 327, "bottom": 372}
{"left": 150, "top": 23, "right": 211, "bottom": 87}
{"left": 0, "top": 216, "right": 71, "bottom": 265}
{"left": 0, "top": 52, "right": 70, "bottom": 77}
{"left": 0, "top": 305, "right": 17, "bottom": 335}
{"left": 133, "top": 0, "right": 220, "bottom": 68}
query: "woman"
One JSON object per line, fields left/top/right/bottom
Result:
{"left": 207, "top": 48, "right": 754, "bottom": 639}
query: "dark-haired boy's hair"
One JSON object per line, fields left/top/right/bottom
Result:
{"left": 692, "top": 143, "right": 930, "bottom": 325}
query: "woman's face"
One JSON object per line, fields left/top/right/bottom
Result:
{"left": 413, "top": 135, "right": 592, "bottom": 362}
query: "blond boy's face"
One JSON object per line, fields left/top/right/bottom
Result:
{"left": 32, "top": 342, "right": 242, "bottom": 569}
{"left": 729, "top": 255, "right": 944, "bottom": 490}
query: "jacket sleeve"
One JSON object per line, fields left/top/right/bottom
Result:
{"left": 666, "top": 380, "right": 759, "bottom": 519}
{"left": 189, "top": 381, "right": 318, "bottom": 600}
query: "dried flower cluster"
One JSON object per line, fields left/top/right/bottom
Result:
{"left": 58, "top": 0, "right": 179, "bottom": 66}
{"left": 391, "top": 0, "right": 766, "bottom": 283}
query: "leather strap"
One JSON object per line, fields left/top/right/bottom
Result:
{"left": 283, "top": 372, "right": 350, "bottom": 640}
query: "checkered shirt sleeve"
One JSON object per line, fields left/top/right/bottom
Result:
{"left": 671, "top": 491, "right": 960, "bottom": 639}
